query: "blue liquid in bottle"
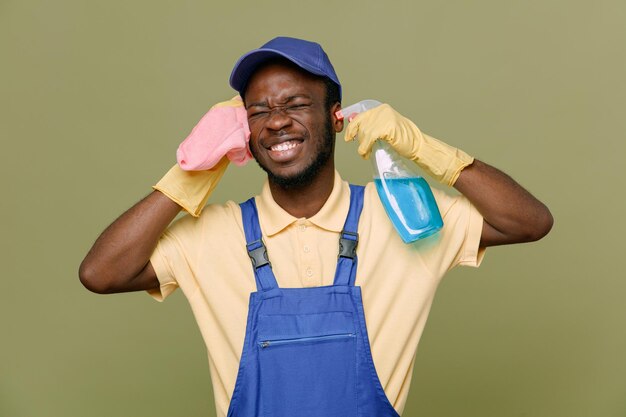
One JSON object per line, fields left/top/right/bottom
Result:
{"left": 374, "top": 177, "right": 443, "bottom": 243}
{"left": 337, "top": 99, "right": 444, "bottom": 243}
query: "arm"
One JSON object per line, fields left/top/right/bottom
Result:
{"left": 453, "top": 159, "right": 553, "bottom": 248}
{"left": 79, "top": 157, "right": 230, "bottom": 294}
{"left": 79, "top": 191, "right": 180, "bottom": 294}
{"left": 79, "top": 96, "right": 247, "bottom": 294}
{"left": 343, "top": 103, "right": 553, "bottom": 248}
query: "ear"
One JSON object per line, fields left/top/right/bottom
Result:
{"left": 330, "top": 102, "right": 344, "bottom": 132}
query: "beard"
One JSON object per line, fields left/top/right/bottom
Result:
{"left": 250, "top": 116, "right": 335, "bottom": 189}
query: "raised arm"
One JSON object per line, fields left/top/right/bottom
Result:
{"left": 79, "top": 157, "right": 229, "bottom": 293}
{"left": 453, "top": 159, "right": 553, "bottom": 247}
{"left": 79, "top": 96, "right": 251, "bottom": 294}
{"left": 79, "top": 190, "right": 181, "bottom": 294}
{"left": 344, "top": 103, "right": 553, "bottom": 248}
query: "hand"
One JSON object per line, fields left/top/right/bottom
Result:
{"left": 344, "top": 103, "right": 473, "bottom": 186}
{"left": 343, "top": 103, "right": 423, "bottom": 161}
{"left": 177, "top": 96, "right": 252, "bottom": 171}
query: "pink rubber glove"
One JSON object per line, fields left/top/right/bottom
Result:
{"left": 176, "top": 96, "right": 253, "bottom": 171}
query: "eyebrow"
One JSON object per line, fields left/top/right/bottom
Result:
{"left": 246, "top": 94, "right": 311, "bottom": 109}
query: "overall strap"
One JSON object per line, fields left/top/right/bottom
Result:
{"left": 239, "top": 198, "right": 279, "bottom": 291}
{"left": 333, "top": 184, "right": 365, "bottom": 287}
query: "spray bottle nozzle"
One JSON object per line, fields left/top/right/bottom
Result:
{"left": 335, "top": 99, "right": 382, "bottom": 121}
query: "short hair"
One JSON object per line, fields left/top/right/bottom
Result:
{"left": 321, "top": 76, "right": 341, "bottom": 112}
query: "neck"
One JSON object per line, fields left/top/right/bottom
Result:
{"left": 268, "top": 164, "right": 335, "bottom": 218}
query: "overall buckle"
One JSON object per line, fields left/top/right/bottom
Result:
{"left": 247, "top": 240, "right": 270, "bottom": 268}
{"left": 338, "top": 231, "right": 359, "bottom": 259}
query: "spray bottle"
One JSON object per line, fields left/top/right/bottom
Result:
{"left": 337, "top": 100, "right": 443, "bottom": 243}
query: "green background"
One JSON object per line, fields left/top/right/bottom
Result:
{"left": 1, "top": 0, "right": 625, "bottom": 416}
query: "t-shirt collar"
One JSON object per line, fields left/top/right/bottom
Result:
{"left": 255, "top": 170, "right": 350, "bottom": 236}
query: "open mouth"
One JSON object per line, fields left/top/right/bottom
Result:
{"left": 266, "top": 139, "right": 304, "bottom": 162}
{"left": 270, "top": 140, "right": 300, "bottom": 152}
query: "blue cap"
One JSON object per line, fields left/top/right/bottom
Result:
{"left": 229, "top": 36, "right": 341, "bottom": 100}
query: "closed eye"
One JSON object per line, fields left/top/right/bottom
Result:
{"left": 287, "top": 104, "right": 310, "bottom": 111}
{"left": 249, "top": 110, "right": 270, "bottom": 118}
{"left": 247, "top": 102, "right": 311, "bottom": 119}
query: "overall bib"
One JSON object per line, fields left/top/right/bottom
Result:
{"left": 227, "top": 185, "right": 401, "bottom": 417}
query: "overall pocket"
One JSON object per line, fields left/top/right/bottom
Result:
{"left": 257, "top": 312, "right": 358, "bottom": 417}
{"left": 259, "top": 332, "right": 355, "bottom": 348}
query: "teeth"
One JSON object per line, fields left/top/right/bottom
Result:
{"left": 271, "top": 141, "right": 298, "bottom": 152}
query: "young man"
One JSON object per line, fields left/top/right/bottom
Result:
{"left": 80, "top": 37, "right": 552, "bottom": 417}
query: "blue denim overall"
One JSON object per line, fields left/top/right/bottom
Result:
{"left": 227, "top": 185, "right": 400, "bottom": 417}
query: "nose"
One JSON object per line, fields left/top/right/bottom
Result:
{"left": 265, "top": 107, "right": 293, "bottom": 131}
